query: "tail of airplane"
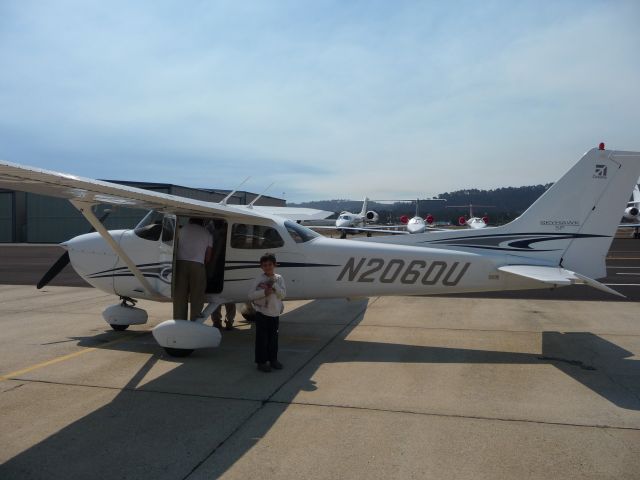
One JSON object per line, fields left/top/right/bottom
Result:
{"left": 496, "top": 146, "right": 640, "bottom": 279}
{"left": 359, "top": 197, "right": 369, "bottom": 217}
{"left": 632, "top": 184, "right": 640, "bottom": 205}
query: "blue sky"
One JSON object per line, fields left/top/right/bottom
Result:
{"left": 1, "top": 1, "right": 638, "bottom": 202}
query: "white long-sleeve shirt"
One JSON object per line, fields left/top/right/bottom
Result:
{"left": 248, "top": 273, "right": 286, "bottom": 317}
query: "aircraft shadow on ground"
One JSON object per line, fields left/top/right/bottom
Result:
{"left": 2, "top": 299, "right": 639, "bottom": 479}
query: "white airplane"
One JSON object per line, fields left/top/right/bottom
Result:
{"left": 397, "top": 198, "right": 447, "bottom": 234}
{"left": 0, "top": 144, "right": 637, "bottom": 358}
{"left": 447, "top": 203, "right": 493, "bottom": 229}
{"left": 314, "top": 197, "right": 381, "bottom": 238}
{"left": 619, "top": 184, "right": 640, "bottom": 238}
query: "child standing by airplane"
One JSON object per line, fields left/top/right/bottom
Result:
{"left": 249, "top": 253, "right": 286, "bottom": 372}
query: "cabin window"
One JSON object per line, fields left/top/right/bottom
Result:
{"left": 284, "top": 220, "right": 319, "bottom": 243}
{"left": 231, "top": 224, "right": 284, "bottom": 249}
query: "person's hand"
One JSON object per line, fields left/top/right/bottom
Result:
{"left": 264, "top": 285, "right": 274, "bottom": 296}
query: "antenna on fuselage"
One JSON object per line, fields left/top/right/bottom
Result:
{"left": 220, "top": 176, "right": 251, "bottom": 205}
{"left": 247, "top": 182, "right": 275, "bottom": 209}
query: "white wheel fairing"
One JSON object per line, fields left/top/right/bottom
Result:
{"left": 152, "top": 320, "right": 222, "bottom": 349}
{"left": 102, "top": 303, "right": 148, "bottom": 326}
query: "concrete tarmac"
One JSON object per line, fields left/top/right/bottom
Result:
{"left": 1, "top": 239, "right": 640, "bottom": 479}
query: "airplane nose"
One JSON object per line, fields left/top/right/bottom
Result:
{"left": 64, "top": 231, "right": 120, "bottom": 277}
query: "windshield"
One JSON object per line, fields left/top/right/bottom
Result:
{"left": 134, "top": 210, "right": 164, "bottom": 241}
{"left": 285, "top": 220, "right": 320, "bottom": 243}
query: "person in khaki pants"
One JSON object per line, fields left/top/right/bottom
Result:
{"left": 173, "top": 218, "right": 213, "bottom": 321}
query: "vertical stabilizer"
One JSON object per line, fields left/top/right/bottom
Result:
{"left": 499, "top": 147, "right": 640, "bottom": 278}
{"left": 359, "top": 197, "right": 369, "bottom": 217}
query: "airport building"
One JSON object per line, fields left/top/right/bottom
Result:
{"left": 0, "top": 181, "right": 284, "bottom": 243}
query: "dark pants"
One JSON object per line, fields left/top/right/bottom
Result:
{"left": 255, "top": 312, "right": 279, "bottom": 364}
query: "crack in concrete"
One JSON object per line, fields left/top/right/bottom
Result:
{"left": 265, "top": 399, "right": 640, "bottom": 432}
{"left": 1, "top": 383, "right": 25, "bottom": 394}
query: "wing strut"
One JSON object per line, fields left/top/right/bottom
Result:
{"left": 70, "top": 200, "right": 163, "bottom": 299}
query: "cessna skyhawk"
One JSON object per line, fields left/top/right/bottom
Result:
{"left": 0, "top": 144, "right": 637, "bottom": 357}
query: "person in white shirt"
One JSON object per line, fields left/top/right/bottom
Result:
{"left": 173, "top": 218, "right": 213, "bottom": 321}
{"left": 248, "top": 253, "right": 286, "bottom": 372}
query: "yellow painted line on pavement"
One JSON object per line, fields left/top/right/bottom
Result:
{"left": 0, "top": 334, "right": 138, "bottom": 382}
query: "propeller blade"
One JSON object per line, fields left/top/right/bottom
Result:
{"left": 36, "top": 210, "right": 112, "bottom": 289}
{"left": 37, "top": 252, "right": 70, "bottom": 289}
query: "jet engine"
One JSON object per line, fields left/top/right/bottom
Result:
{"left": 365, "top": 211, "right": 379, "bottom": 222}
{"left": 458, "top": 216, "right": 466, "bottom": 226}
{"left": 425, "top": 214, "right": 434, "bottom": 225}
{"left": 400, "top": 215, "right": 409, "bottom": 224}
{"left": 624, "top": 206, "right": 639, "bottom": 220}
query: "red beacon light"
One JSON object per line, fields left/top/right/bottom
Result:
{"left": 599, "top": 142, "right": 605, "bottom": 150}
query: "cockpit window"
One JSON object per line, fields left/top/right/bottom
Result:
{"left": 285, "top": 220, "right": 320, "bottom": 243}
{"left": 134, "top": 211, "right": 164, "bottom": 241}
{"left": 231, "top": 224, "right": 285, "bottom": 249}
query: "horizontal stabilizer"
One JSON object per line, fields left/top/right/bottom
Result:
{"left": 498, "top": 265, "right": 625, "bottom": 298}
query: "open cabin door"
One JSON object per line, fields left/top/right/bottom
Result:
{"left": 157, "top": 213, "right": 176, "bottom": 298}
{"left": 206, "top": 219, "right": 227, "bottom": 294}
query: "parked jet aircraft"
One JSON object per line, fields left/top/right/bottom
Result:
{"left": 327, "top": 197, "right": 381, "bottom": 238}
{"left": 396, "top": 198, "right": 448, "bottom": 234}
{"left": 618, "top": 184, "right": 640, "bottom": 238}
{"left": 447, "top": 203, "right": 493, "bottom": 229}
{"left": 0, "top": 144, "right": 637, "bottom": 358}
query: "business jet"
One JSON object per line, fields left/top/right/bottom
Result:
{"left": 618, "top": 184, "right": 640, "bottom": 238}
{"left": 396, "top": 198, "right": 448, "bottom": 234}
{"left": 447, "top": 203, "right": 493, "bottom": 229}
{"left": 312, "top": 197, "right": 381, "bottom": 238}
{"left": 1, "top": 143, "right": 637, "bottom": 358}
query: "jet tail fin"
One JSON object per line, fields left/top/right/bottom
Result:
{"left": 359, "top": 197, "right": 369, "bottom": 217}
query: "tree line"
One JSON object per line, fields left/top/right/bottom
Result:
{"left": 289, "top": 183, "right": 553, "bottom": 225}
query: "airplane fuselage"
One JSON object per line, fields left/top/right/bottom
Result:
{"left": 64, "top": 213, "right": 552, "bottom": 305}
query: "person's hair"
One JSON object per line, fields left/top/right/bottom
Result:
{"left": 189, "top": 217, "right": 205, "bottom": 226}
{"left": 260, "top": 252, "right": 276, "bottom": 265}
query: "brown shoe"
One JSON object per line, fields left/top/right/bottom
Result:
{"left": 257, "top": 363, "right": 271, "bottom": 372}
{"left": 270, "top": 360, "right": 283, "bottom": 370}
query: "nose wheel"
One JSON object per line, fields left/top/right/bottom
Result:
{"left": 103, "top": 297, "right": 148, "bottom": 331}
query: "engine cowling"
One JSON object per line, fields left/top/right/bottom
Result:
{"left": 400, "top": 215, "right": 409, "bottom": 224}
{"left": 425, "top": 214, "right": 434, "bottom": 225}
{"left": 482, "top": 215, "right": 489, "bottom": 225}
{"left": 624, "top": 206, "right": 639, "bottom": 220}
{"left": 458, "top": 216, "right": 466, "bottom": 226}
{"left": 366, "top": 211, "right": 379, "bottom": 222}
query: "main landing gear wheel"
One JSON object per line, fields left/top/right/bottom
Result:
{"left": 164, "top": 347, "right": 194, "bottom": 357}
{"left": 110, "top": 324, "right": 129, "bottom": 331}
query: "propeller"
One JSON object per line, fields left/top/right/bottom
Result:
{"left": 37, "top": 210, "right": 111, "bottom": 289}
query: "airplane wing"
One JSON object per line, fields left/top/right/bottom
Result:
{"left": 249, "top": 206, "right": 334, "bottom": 221}
{"left": 498, "top": 265, "right": 624, "bottom": 298}
{"left": 0, "top": 159, "right": 267, "bottom": 220}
